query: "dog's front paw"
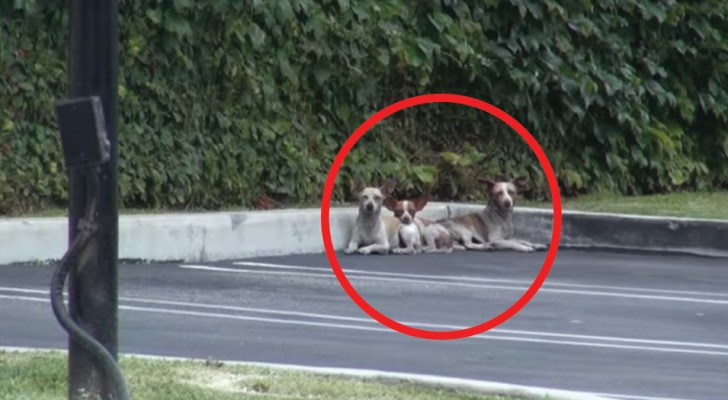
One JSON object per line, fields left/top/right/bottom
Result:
{"left": 357, "top": 247, "right": 372, "bottom": 255}
{"left": 391, "top": 248, "right": 408, "bottom": 255}
{"left": 344, "top": 247, "right": 357, "bottom": 255}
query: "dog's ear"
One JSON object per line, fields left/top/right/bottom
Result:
{"left": 380, "top": 179, "right": 396, "bottom": 196}
{"left": 478, "top": 177, "right": 497, "bottom": 192}
{"left": 414, "top": 193, "right": 429, "bottom": 211}
{"left": 512, "top": 176, "right": 529, "bottom": 190}
{"left": 351, "top": 177, "right": 365, "bottom": 194}
{"left": 382, "top": 196, "right": 398, "bottom": 211}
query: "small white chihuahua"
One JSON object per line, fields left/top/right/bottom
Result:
{"left": 383, "top": 194, "right": 427, "bottom": 254}
{"left": 384, "top": 193, "right": 462, "bottom": 254}
{"left": 344, "top": 178, "right": 401, "bottom": 255}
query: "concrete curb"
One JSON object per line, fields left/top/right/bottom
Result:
{"left": 0, "top": 346, "right": 614, "bottom": 400}
{"left": 513, "top": 207, "right": 728, "bottom": 258}
{"left": 1, "top": 203, "right": 727, "bottom": 264}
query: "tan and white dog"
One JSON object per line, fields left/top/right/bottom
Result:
{"left": 384, "top": 193, "right": 463, "bottom": 254}
{"left": 438, "top": 176, "right": 543, "bottom": 252}
{"left": 344, "top": 179, "right": 401, "bottom": 255}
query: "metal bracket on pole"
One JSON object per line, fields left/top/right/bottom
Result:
{"left": 55, "top": 97, "right": 111, "bottom": 169}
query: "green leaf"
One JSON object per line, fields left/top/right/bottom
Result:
{"left": 412, "top": 165, "right": 437, "bottom": 184}
{"left": 440, "top": 151, "right": 462, "bottom": 165}
{"left": 305, "top": 15, "right": 325, "bottom": 40}
{"left": 402, "top": 41, "right": 424, "bottom": 67}
{"left": 172, "top": 0, "right": 191, "bottom": 12}
{"left": 428, "top": 12, "right": 453, "bottom": 33}
{"left": 416, "top": 37, "right": 438, "bottom": 61}
{"left": 164, "top": 14, "right": 192, "bottom": 37}
{"left": 277, "top": 50, "right": 296, "bottom": 84}
{"left": 642, "top": 2, "right": 666, "bottom": 23}
{"left": 352, "top": 6, "right": 370, "bottom": 20}
{"left": 562, "top": 169, "right": 584, "bottom": 189}
{"left": 275, "top": 0, "right": 294, "bottom": 23}
{"left": 313, "top": 65, "right": 331, "bottom": 85}
{"left": 248, "top": 23, "right": 266, "bottom": 49}
{"left": 1, "top": 119, "right": 14, "bottom": 133}
{"left": 376, "top": 49, "right": 390, "bottom": 67}
{"left": 146, "top": 8, "right": 162, "bottom": 24}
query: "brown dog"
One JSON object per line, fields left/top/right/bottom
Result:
{"left": 437, "top": 177, "right": 542, "bottom": 252}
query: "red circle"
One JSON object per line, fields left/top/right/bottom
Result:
{"left": 320, "top": 94, "right": 562, "bottom": 340}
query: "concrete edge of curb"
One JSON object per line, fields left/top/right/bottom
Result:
{"left": 1, "top": 202, "right": 726, "bottom": 264}
{"left": 0, "top": 346, "right": 614, "bottom": 400}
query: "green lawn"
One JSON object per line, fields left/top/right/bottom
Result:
{"left": 0, "top": 351, "right": 535, "bottom": 400}
{"left": 523, "top": 191, "right": 728, "bottom": 220}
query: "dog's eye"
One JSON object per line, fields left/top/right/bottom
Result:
{"left": 374, "top": 195, "right": 381, "bottom": 201}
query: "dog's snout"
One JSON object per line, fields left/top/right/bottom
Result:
{"left": 504, "top": 199, "right": 512, "bottom": 208}
{"left": 365, "top": 203, "right": 374, "bottom": 212}
{"left": 402, "top": 215, "right": 412, "bottom": 224}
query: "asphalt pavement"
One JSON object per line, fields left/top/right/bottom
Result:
{"left": 1, "top": 249, "right": 726, "bottom": 400}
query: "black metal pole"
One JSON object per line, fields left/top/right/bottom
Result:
{"left": 67, "top": 0, "right": 120, "bottom": 399}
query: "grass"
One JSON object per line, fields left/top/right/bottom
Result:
{"left": 522, "top": 190, "right": 728, "bottom": 220}
{"left": 3, "top": 191, "right": 727, "bottom": 220}
{"left": 0, "top": 351, "right": 535, "bottom": 400}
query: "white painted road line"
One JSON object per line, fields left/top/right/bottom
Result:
{"left": 233, "top": 261, "right": 728, "bottom": 299}
{"left": 0, "top": 287, "right": 50, "bottom": 295}
{"left": 3, "top": 286, "right": 728, "bottom": 350}
{"left": 0, "top": 294, "right": 48, "bottom": 303}
{"left": 3, "top": 293, "right": 728, "bottom": 358}
{"left": 181, "top": 264, "right": 728, "bottom": 305}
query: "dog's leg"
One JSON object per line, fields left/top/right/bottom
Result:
{"left": 492, "top": 239, "right": 534, "bottom": 252}
{"left": 413, "top": 239, "right": 423, "bottom": 254}
{"left": 421, "top": 229, "right": 439, "bottom": 253}
{"left": 392, "top": 239, "right": 418, "bottom": 254}
{"left": 344, "top": 236, "right": 360, "bottom": 255}
{"left": 392, "top": 246, "right": 415, "bottom": 254}
{"left": 460, "top": 230, "right": 491, "bottom": 251}
{"left": 423, "top": 245, "right": 453, "bottom": 254}
{"left": 514, "top": 238, "right": 547, "bottom": 251}
{"left": 444, "top": 224, "right": 490, "bottom": 251}
{"left": 421, "top": 227, "right": 456, "bottom": 253}
{"left": 393, "top": 236, "right": 419, "bottom": 254}
{"left": 358, "top": 242, "right": 391, "bottom": 255}
{"left": 464, "top": 241, "right": 491, "bottom": 250}
{"left": 439, "top": 228, "right": 465, "bottom": 251}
